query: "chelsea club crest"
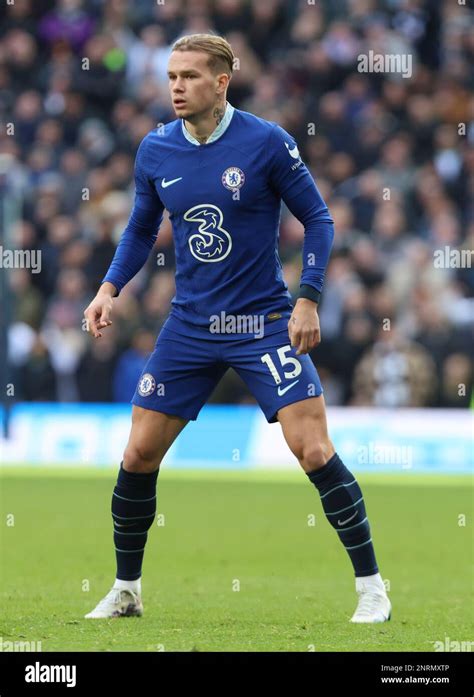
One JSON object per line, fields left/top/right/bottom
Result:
{"left": 137, "top": 373, "right": 156, "bottom": 397}
{"left": 222, "top": 167, "right": 245, "bottom": 191}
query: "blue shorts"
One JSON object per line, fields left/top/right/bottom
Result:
{"left": 132, "top": 315, "right": 323, "bottom": 423}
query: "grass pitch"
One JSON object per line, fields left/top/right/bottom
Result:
{"left": 0, "top": 467, "right": 472, "bottom": 652}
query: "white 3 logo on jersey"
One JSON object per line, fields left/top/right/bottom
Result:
{"left": 184, "top": 204, "right": 232, "bottom": 262}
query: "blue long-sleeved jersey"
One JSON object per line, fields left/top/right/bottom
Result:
{"left": 102, "top": 103, "right": 334, "bottom": 332}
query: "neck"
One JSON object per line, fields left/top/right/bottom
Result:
{"left": 184, "top": 99, "right": 227, "bottom": 144}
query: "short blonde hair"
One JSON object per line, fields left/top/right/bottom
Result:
{"left": 171, "top": 33, "right": 234, "bottom": 77}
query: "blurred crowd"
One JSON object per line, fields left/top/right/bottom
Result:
{"left": 1, "top": 0, "right": 472, "bottom": 408}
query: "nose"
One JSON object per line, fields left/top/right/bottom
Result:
{"left": 173, "top": 77, "right": 185, "bottom": 93}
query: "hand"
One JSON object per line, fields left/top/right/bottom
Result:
{"left": 83, "top": 288, "right": 114, "bottom": 338}
{"left": 288, "top": 298, "right": 320, "bottom": 355}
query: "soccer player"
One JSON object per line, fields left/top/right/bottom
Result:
{"left": 83, "top": 34, "right": 391, "bottom": 623}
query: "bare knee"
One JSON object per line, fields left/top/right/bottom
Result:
{"left": 290, "top": 438, "right": 335, "bottom": 472}
{"left": 123, "top": 443, "right": 161, "bottom": 474}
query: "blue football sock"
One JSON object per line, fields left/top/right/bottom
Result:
{"left": 307, "top": 453, "right": 379, "bottom": 577}
{"left": 111, "top": 461, "right": 159, "bottom": 581}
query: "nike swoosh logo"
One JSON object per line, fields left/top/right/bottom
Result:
{"left": 337, "top": 510, "right": 358, "bottom": 526}
{"left": 162, "top": 177, "right": 183, "bottom": 188}
{"left": 114, "top": 522, "right": 135, "bottom": 528}
{"left": 285, "top": 142, "right": 300, "bottom": 159}
{"left": 277, "top": 380, "right": 299, "bottom": 396}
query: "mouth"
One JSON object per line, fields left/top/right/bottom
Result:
{"left": 174, "top": 100, "right": 186, "bottom": 108}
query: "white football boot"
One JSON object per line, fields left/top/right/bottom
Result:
{"left": 350, "top": 574, "right": 391, "bottom": 623}
{"left": 84, "top": 587, "right": 143, "bottom": 619}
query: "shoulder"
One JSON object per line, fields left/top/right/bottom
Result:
{"left": 232, "top": 107, "right": 284, "bottom": 139}
{"left": 231, "top": 109, "right": 297, "bottom": 163}
{"left": 233, "top": 108, "right": 297, "bottom": 152}
{"left": 136, "top": 119, "right": 182, "bottom": 161}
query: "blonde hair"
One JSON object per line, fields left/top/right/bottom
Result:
{"left": 171, "top": 33, "right": 234, "bottom": 77}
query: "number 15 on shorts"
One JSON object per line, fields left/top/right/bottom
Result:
{"left": 261, "top": 345, "right": 302, "bottom": 385}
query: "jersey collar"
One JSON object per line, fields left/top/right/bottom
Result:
{"left": 181, "top": 102, "right": 235, "bottom": 146}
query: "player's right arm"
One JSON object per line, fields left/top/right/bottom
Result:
{"left": 83, "top": 136, "right": 165, "bottom": 339}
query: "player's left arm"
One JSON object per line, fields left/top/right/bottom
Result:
{"left": 267, "top": 124, "right": 335, "bottom": 355}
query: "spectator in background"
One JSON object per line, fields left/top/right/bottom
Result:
{"left": 125, "top": 24, "right": 171, "bottom": 94}
{"left": 77, "top": 323, "right": 119, "bottom": 402}
{"left": 112, "top": 329, "right": 156, "bottom": 403}
{"left": 38, "top": 0, "right": 95, "bottom": 53}
{"left": 440, "top": 353, "right": 472, "bottom": 408}
{"left": 352, "top": 330, "right": 438, "bottom": 407}
{"left": 16, "top": 333, "right": 57, "bottom": 401}
{"left": 9, "top": 268, "right": 44, "bottom": 330}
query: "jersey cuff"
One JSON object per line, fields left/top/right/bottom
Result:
{"left": 101, "top": 279, "right": 120, "bottom": 297}
{"left": 299, "top": 284, "right": 321, "bottom": 304}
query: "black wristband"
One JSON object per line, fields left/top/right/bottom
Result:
{"left": 298, "top": 284, "right": 321, "bottom": 304}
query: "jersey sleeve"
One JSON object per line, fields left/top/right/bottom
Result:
{"left": 101, "top": 136, "right": 165, "bottom": 296}
{"left": 133, "top": 136, "right": 164, "bottom": 213}
{"left": 267, "top": 124, "right": 335, "bottom": 299}
{"left": 266, "top": 123, "right": 316, "bottom": 199}
{"left": 283, "top": 185, "right": 334, "bottom": 299}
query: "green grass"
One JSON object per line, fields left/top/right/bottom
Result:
{"left": 0, "top": 467, "right": 472, "bottom": 652}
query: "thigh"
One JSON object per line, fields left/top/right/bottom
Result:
{"left": 225, "top": 328, "right": 323, "bottom": 423}
{"left": 132, "top": 324, "right": 227, "bottom": 421}
{"left": 277, "top": 394, "right": 334, "bottom": 458}
{"left": 124, "top": 404, "right": 188, "bottom": 469}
